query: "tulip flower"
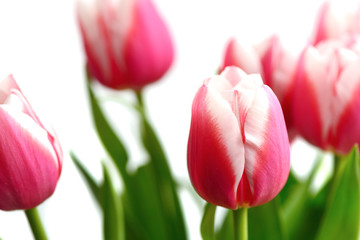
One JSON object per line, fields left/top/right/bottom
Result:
{"left": 312, "top": 1, "right": 360, "bottom": 45}
{"left": 0, "top": 75, "right": 62, "bottom": 211}
{"left": 293, "top": 40, "right": 360, "bottom": 154}
{"left": 187, "top": 67, "right": 290, "bottom": 209}
{"left": 221, "top": 36, "right": 298, "bottom": 140}
{"left": 77, "top": 0, "right": 174, "bottom": 90}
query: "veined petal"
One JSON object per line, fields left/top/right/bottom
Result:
{"left": 187, "top": 84, "right": 245, "bottom": 209}
{"left": 1, "top": 76, "right": 63, "bottom": 169}
{"left": 240, "top": 86, "right": 290, "bottom": 206}
{"left": 0, "top": 107, "right": 60, "bottom": 210}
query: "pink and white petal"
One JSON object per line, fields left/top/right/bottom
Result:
{"left": 331, "top": 61, "right": 360, "bottom": 154}
{"left": 293, "top": 47, "right": 326, "bottom": 148}
{"left": 0, "top": 107, "right": 60, "bottom": 210}
{"left": 221, "top": 38, "right": 262, "bottom": 75}
{"left": 241, "top": 86, "right": 290, "bottom": 206}
{"left": 77, "top": 0, "right": 112, "bottom": 86}
{"left": 0, "top": 75, "right": 20, "bottom": 104}
{"left": 257, "top": 35, "right": 297, "bottom": 103}
{"left": 231, "top": 74, "right": 263, "bottom": 144}
{"left": 187, "top": 84, "right": 245, "bottom": 209}
{"left": 312, "top": 1, "right": 348, "bottom": 45}
{"left": 220, "top": 66, "right": 260, "bottom": 88}
{"left": 312, "top": 1, "right": 331, "bottom": 45}
{"left": 332, "top": 86, "right": 360, "bottom": 154}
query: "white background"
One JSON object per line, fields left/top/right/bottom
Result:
{"left": 0, "top": 0, "right": 335, "bottom": 239}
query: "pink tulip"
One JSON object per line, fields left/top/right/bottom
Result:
{"left": 222, "top": 36, "right": 298, "bottom": 140}
{"left": 187, "top": 67, "right": 290, "bottom": 209}
{"left": 312, "top": 1, "right": 360, "bottom": 45}
{"left": 293, "top": 40, "right": 360, "bottom": 154}
{"left": 77, "top": 0, "right": 174, "bottom": 90}
{"left": 0, "top": 76, "right": 62, "bottom": 210}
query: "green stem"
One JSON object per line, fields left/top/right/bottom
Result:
{"left": 233, "top": 207, "right": 248, "bottom": 240}
{"left": 329, "top": 154, "right": 342, "bottom": 191}
{"left": 333, "top": 154, "right": 341, "bottom": 177}
{"left": 135, "top": 90, "right": 144, "bottom": 110}
{"left": 25, "top": 208, "right": 48, "bottom": 240}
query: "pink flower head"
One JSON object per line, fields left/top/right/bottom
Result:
{"left": 0, "top": 76, "right": 62, "bottom": 210}
{"left": 187, "top": 67, "right": 290, "bottom": 209}
{"left": 77, "top": 0, "right": 174, "bottom": 90}
{"left": 293, "top": 39, "right": 360, "bottom": 154}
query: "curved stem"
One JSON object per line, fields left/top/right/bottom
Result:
{"left": 233, "top": 207, "right": 248, "bottom": 240}
{"left": 25, "top": 208, "right": 48, "bottom": 240}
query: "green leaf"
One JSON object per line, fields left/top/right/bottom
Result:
{"left": 135, "top": 91, "right": 187, "bottom": 240}
{"left": 70, "top": 152, "right": 102, "bottom": 206}
{"left": 87, "top": 80, "right": 128, "bottom": 180}
{"left": 102, "top": 163, "right": 125, "bottom": 240}
{"left": 248, "top": 198, "right": 284, "bottom": 240}
{"left": 122, "top": 164, "right": 169, "bottom": 240}
{"left": 316, "top": 146, "right": 360, "bottom": 240}
{"left": 201, "top": 203, "right": 216, "bottom": 240}
{"left": 291, "top": 181, "right": 330, "bottom": 240}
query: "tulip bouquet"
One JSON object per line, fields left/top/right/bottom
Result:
{"left": 1, "top": 0, "right": 360, "bottom": 239}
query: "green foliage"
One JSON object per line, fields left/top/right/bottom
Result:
{"left": 82, "top": 80, "right": 187, "bottom": 240}
{"left": 71, "top": 152, "right": 102, "bottom": 206}
{"left": 102, "top": 164, "right": 125, "bottom": 240}
{"left": 316, "top": 146, "right": 360, "bottom": 240}
{"left": 248, "top": 198, "right": 284, "bottom": 240}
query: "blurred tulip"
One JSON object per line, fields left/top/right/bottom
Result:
{"left": 77, "top": 0, "right": 174, "bottom": 90}
{"left": 222, "top": 36, "right": 298, "bottom": 140}
{"left": 293, "top": 40, "right": 360, "bottom": 154}
{"left": 221, "top": 38, "right": 262, "bottom": 74}
{"left": 0, "top": 76, "right": 62, "bottom": 210}
{"left": 187, "top": 67, "right": 290, "bottom": 209}
{"left": 312, "top": 1, "right": 360, "bottom": 45}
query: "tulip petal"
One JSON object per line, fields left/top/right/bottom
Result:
{"left": 293, "top": 47, "right": 325, "bottom": 148}
{"left": 240, "top": 86, "right": 290, "bottom": 207}
{"left": 221, "top": 38, "right": 262, "bottom": 74}
{"left": 0, "top": 75, "right": 20, "bottom": 104}
{"left": 332, "top": 59, "right": 360, "bottom": 154}
{"left": 124, "top": 0, "right": 174, "bottom": 88}
{"left": 77, "top": 1, "right": 112, "bottom": 84}
{"left": 1, "top": 75, "right": 62, "bottom": 167}
{"left": 187, "top": 84, "right": 245, "bottom": 209}
{"left": 0, "top": 107, "right": 60, "bottom": 210}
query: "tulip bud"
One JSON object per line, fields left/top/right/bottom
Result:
{"left": 293, "top": 40, "right": 360, "bottom": 154}
{"left": 77, "top": 0, "right": 174, "bottom": 90}
{"left": 0, "top": 76, "right": 62, "bottom": 210}
{"left": 187, "top": 67, "right": 290, "bottom": 209}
